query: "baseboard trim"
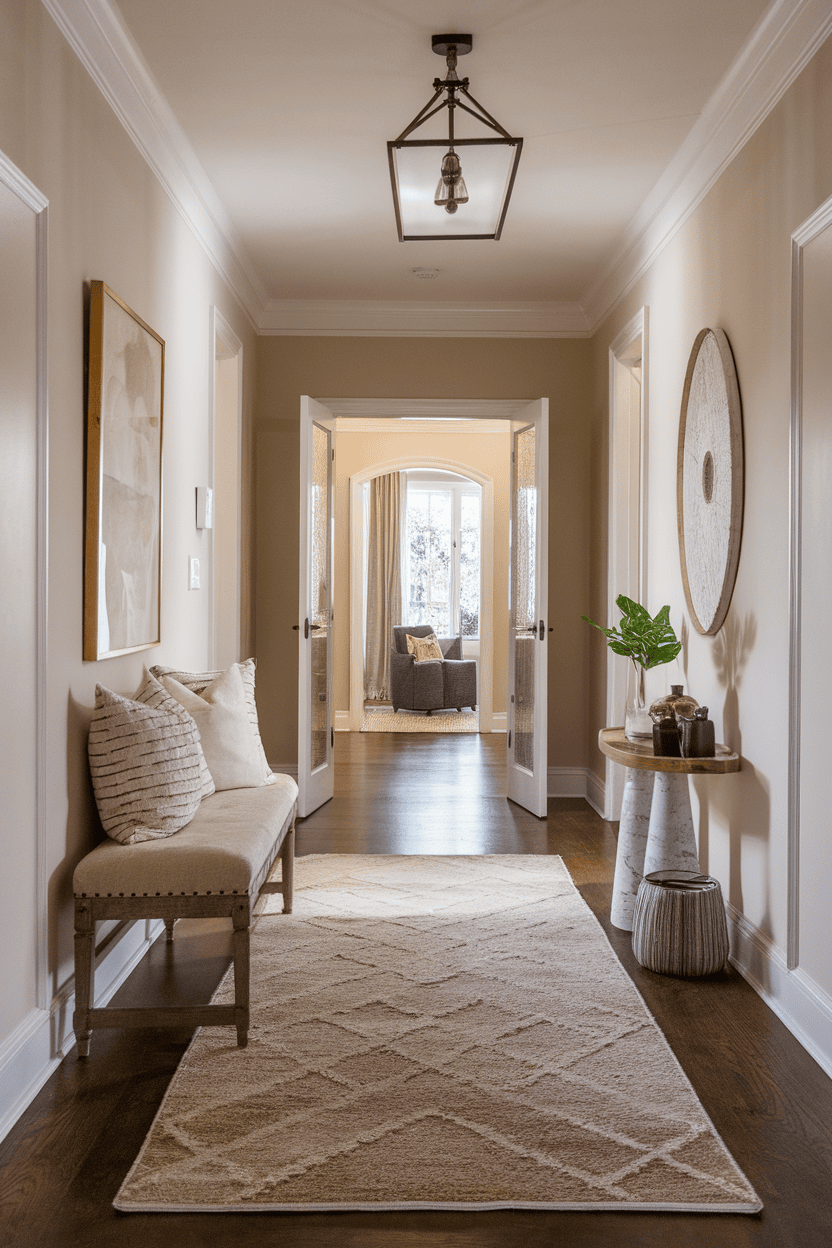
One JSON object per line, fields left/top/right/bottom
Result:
{"left": 546, "top": 763, "right": 606, "bottom": 813}
{"left": 727, "top": 902, "right": 832, "bottom": 1081}
{"left": 0, "top": 918, "right": 164, "bottom": 1143}
{"left": 270, "top": 763, "right": 299, "bottom": 778}
{"left": 334, "top": 710, "right": 350, "bottom": 732}
{"left": 490, "top": 712, "right": 507, "bottom": 733}
{"left": 585, "top": 769, "right": 606, "bottom": 817}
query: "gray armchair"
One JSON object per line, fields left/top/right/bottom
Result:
{"left": 390, "top": 624, "right": 477, "bottom": 714}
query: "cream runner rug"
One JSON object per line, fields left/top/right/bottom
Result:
{"left": 115, "top": 855, "right": 761, "bottom": 1214}
{"left": 362, "top": 707, "right": 478, "bottom": 732}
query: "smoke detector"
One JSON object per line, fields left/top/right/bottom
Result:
{"left": 412, "top": 268, "right": 440, "bottom": 279}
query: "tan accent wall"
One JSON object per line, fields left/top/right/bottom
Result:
{"left": 586, "top": 37, "right": 832, "bottom": 962}
{"left": 0, "top": 0, "right": 258, "bottom": 1029}
{"left": 254, "top": 337, "right": 593, "bottom": 767}
{"left": 332, "top": 427, "right": 511, "bottom": 717}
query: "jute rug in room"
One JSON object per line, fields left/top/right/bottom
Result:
{"left": 362, "top": 707, "right": 478, "bottom": 732}
{"left": 115, "top": 856, "right": 761, "bottom": 1214}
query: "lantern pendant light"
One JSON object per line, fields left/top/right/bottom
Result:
{"left": 387, "top": 34, "right": 523, "bottom": 241}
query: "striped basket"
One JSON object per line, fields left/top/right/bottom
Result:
{"left": 631, "top": 871, "right": 729, "bottom": 977}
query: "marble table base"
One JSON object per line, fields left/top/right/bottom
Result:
{"left": 610, "top": 769, "right": 654, "bottom": 930}
{"left": 644, "top": 773, "right": 701, "bottom": 877}
{"left": 610, "top": 770, "right": 701, "bottom": 931}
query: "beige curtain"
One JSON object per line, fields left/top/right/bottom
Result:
{"left": 365, "top": 472, "right": 403, "bottom": 701}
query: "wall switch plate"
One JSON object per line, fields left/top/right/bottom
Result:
{"left": 189, "top": 556, "right": 200, "bottom": 589}
{"left": 196, "top": 485, "right": 213, "bottom": 530}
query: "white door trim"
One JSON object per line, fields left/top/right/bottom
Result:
{"left": 0, "top": 152, "right": 48, "bottom": 1018}
{"left": 787, "top": 193, "right": 832, "bottom": 970}
{"left": 209, "top": 307, "right": 243, "bottom": 668}
{"left": 606, "top": 308, "right": 648, "bottom": 820}
{"left": 348, "top": 456, "right": 495, "bottom": 734}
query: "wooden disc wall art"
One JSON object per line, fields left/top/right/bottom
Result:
{"left": 677, "top": 328, "right": 744, "bottom": 635}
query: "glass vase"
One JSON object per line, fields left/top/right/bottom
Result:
{"left": 625, "top": 664, "right": 652, "bottom": 741}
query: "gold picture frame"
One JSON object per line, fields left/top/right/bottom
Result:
{"left": 84, "top": 281, "right": 165, "bottom": 660}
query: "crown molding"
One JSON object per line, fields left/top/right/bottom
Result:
{"left": 318, "top": 398, "right": 530, "bottom": 420}
{"left": 581, "top": 0, "right": 832, "bottom": 332}
{"left": 41, "top": 0, "right": 269, "bottom": 329}
{"left": 259, "top": 299, "right": 590, "bottom": 337}
{"left": 333, "top": 417, "right": 512, "bottom": 433}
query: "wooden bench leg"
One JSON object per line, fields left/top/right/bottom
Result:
{"left": 164, "top": 918, "right": 177, "bottom": 944}
{"left": 73, "top": 900, "right": 95, "bottom": 1058}
{"left": 282, "top": 819, "right": 295, "bottom": 914}
{"left": 231, "top": 900, "right": 250, "bottom": 1048}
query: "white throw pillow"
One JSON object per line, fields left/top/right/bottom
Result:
{"left": 134, "top": 670, "right": 215, "bottom": 800}
{"left": 160, "top": 665, "right": 267, "bottom": 791}
{"left": 88, "top": 685, "right": 203, "bottom": 845}
{"left": 151, "top": 658, "right": 274, "bottom": 785}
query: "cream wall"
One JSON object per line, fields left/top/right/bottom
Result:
{"left": 0, "top": 0, "right": 257, "bottom": 1113}
{"left": 331, "top": 427, "right": 511, "bottom": 717}
{"left": 253, "top": 337, "right": 594, "bottom": 768}
{"left": 586, "top": 39, "right": 832, "bottom": 1015}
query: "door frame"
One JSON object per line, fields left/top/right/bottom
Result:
{"left": 347, "top": 454, "right": 495, "bottom": 733}
{"left": 788, "top": 193, "right": 832, "bottom": 971}
{"left": 302, "top": 397, "right": 540, "bottom": 752}
{"left": 0, "top": 150, "right": 48, "bottom": 1015}
{"left": 209, "top": 307, "right": 243, "bottom": 668}
{"left": 606, "top": 308, "right": 648, "bottom": 820}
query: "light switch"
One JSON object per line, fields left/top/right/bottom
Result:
{"left": 196, "top": 486, "right": 213, "bottom": 530}
{"left": 189, "top": 556, "right": 200, "bottom": 589}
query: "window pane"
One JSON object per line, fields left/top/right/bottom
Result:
{"left": 406, "top": 489, "right": 451, "bottom": 635}
{"left": 460, "top": 492, "right": 480, "bottom": 637}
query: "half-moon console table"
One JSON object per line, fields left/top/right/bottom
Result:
{"left": 599, "top": 727, "right": 740, "bottom": 931}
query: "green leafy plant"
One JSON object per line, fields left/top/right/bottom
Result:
{"left": 582, "top": 595, "right": 682, "bottom": 671}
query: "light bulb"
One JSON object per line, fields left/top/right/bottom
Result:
{"left": 434, "top": 150, "right": 469, "bottom": 213}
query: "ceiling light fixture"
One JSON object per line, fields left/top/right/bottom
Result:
{"left": 387, "top": 34, "right": 523, "bottom": 242}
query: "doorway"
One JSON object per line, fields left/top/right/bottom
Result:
{"left": 297, "top": 398, "right": 550, "bottom": 819}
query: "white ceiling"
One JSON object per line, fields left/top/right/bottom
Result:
{"left": 107, "top": 0, "right": 775, "bottom": 316}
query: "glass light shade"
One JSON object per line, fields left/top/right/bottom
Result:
{"left": 434, "top": 150, "right": 469, "bottom": 212}
{"left": 434, "top": 175, "right": 469, "bottom": 212}
{"left": 390, "top": 140, "right": 520, "bottom": 239}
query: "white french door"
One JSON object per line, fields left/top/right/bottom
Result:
{"left": 506, "top": 399, "right": 549, "bottom": 817}
{"left": 298, "top": 397, "right": 336, "bottom": 816}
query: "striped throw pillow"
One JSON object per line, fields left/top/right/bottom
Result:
{"left": 151, "top": 659, "right": 274, "bottom": 785}
{"left": 88, "top": 684, "right": 204, "bottom": 845}
{"left": 134, "top": 670, "right": 215, "bottom": 800}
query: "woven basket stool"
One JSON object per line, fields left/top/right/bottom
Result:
{"left": 631, "top": 870, "right": 729, "bottom": 977}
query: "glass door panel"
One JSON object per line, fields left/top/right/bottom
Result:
{"left": 507, "top": 401, "right": 548, "bottom": 817}
{"left": 310, "top": 422, "right": 330, "bottom": 773}
{"left": 298, "top": 398, "right": 335, "bottom": 816}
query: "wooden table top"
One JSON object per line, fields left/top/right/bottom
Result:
{"left": 599, "top": 727, "right": 740, "bottom": 774}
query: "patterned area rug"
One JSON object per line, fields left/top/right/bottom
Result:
{"left": 362, "top": 707, "right": 478, "bottom": 732}
{"left": 115, "top": 856, "right": 761, "bottom": 1214}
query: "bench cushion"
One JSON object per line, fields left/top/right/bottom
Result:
{"left": 74, "top": 775, "right": 297, "bottom": 899}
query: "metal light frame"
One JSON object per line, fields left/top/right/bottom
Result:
{"left": 387, "top": 34, "right": 523, "bottom": 242}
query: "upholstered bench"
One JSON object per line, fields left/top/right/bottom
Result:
{"left": 73, "top": 774, "right": 297, "bottom": 1056}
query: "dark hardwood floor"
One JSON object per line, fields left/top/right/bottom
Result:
{"left": 2, "top": 733, "right": 831, "bottom": 1247}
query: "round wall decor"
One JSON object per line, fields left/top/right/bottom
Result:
{"left": 677, "top": 328, "right": 744, "bottom": 635}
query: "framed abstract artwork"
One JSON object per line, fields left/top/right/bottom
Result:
{"left": 677, "top": 327, "right": 744, "bottom": 636}
{"left": 84, "top": 281, "right": 165, "bottom": 660}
